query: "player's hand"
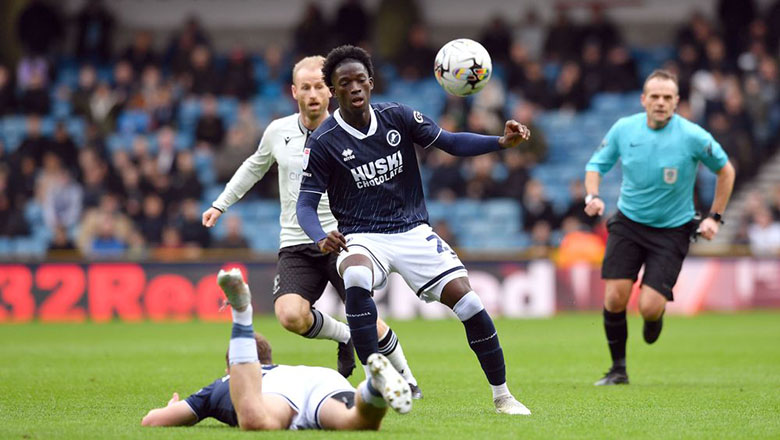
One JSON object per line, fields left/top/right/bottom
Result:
{"left": 318, "top": 230, "right": 348, "bottom": 254}
{"left": 498, "top": 120, "right": 531, "bottom": 149}
{"left": 167, "top": 392, "right": 180, "bottom": 407}
{"left": 584, "top": 197, "right": 605, "bottom": 217}
{"left": 202, "top": 207, "right": 222, "bottom": 228}
{"left": 698, "top": 217, "right": 719, "bottom": 240}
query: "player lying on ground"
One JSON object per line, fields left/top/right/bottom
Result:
{"left": 296, "top": 45, "right": 531, "bottom": 415}
{"left": 202, "top": 56, "right": 421, "bottom": 395}
{"left": 141, "top": 269, "right": 410, "bottom": 430}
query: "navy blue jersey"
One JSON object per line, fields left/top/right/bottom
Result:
{"left": 185, "top": 374, "right": 238, "bottom": 426}
{"left": 300, "top": 102, "right": 442, "bottom": 235}
{"left": 184, "top": 365, "right": 279, "bottom": 427}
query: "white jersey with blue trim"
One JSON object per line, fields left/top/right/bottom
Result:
{"left": 212, "top": 113, "right": 339, "bottom": 248}
{"left": 300, "top": 102, "right": 442, "bottom": 235}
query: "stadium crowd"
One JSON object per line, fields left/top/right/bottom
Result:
{"left": 1, "top": 0, "right": 779, "bottom": 258}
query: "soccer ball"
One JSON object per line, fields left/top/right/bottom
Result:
{"left": 433, "top": 38, "right": 492, "bottom": 97}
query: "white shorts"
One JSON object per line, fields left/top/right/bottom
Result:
{"left": 261, "top": 364, "right": 354, "bottom": 430}
{"left": 336, "top": 224, "right": 468, "bottom": 302}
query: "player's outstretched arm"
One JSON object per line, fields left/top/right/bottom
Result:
{"left": 432, "top": 120, "right": 530, "bottom": 157}
{"left": 141, "top": 392, "right": 198, "bottom": 427}
{"left": 205, "top": 130, "right": 277, "bottom": 226}
{"left": 497, "top": 120, "right": 531, "bottom": 149}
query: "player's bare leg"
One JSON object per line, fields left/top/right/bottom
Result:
{"left": 319, "top": 353, "right": 411, "bottom": 430}
{"left": 595, "top": 279, "right": 633, "bottom": 386}
{"left": 274, "top": 293, "right": 355, "bottom": 377}
{"left": 218, "top": 269, "right": 294, "bottom": 430}
{"left": 440, "top": 277, "right": 530, "bottom": 415}
{"left": 639, "top": 285, "right": 667, "bottom": 344}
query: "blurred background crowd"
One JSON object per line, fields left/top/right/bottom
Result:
{"left": 0, "top": 0, "right": 779, "bottom": 261}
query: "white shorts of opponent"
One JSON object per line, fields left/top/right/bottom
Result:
{"left": 336, "top": 223, "right": 468, "bottom": 303}
{"left": 261, "top": 364, "right": 354, "bottom": 430}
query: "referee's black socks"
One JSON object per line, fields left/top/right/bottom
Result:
{"left": 603, "top": 308, "right": 627, "bottom": 369}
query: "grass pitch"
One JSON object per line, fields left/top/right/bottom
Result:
{"left": 1, "top": 313, "right": 779, "bottom": 439}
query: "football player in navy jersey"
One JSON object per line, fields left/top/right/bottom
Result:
{"left": 296, "top": 45, "right": 532, "bottom": 415}
{"left": 141, "top": 269, "right": 411, "bottom": 430}
{"left": 202, "top": 56, "right": 421, "bottom": 395}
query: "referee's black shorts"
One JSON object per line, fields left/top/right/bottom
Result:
{"left": 601, "top": 210, "right": 696, "bottom": 301}
{"left": 273, "top": 243, "right": 346, "bottom": 304}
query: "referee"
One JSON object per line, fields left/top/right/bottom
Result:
{"left": 584, "top": 69, "right": 735, "bottom": 385}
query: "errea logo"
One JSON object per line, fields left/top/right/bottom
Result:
{"left": 342, "top": 148, "right": 355, "bottom": 161}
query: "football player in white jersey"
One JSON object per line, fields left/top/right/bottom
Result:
{"left": 202, "top": 56, "right": 421, "bottom": 396}
{"left": 141, "top": 269, "right": 411, "bottom": 430}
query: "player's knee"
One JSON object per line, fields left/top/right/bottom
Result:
{"left": 639, "top": 302, "right": 664, "bottom": 321}
{"left": 451, "top": 291, "right": 484, "bottom": 321}
{"left": 604, "top": 282, "right": 631, "bottom": 312}
{"left": 343, "top": 265, "right": 373, "bottom": 290}
{"left": 275, "top": 306, "right": 308, "bottom": 334}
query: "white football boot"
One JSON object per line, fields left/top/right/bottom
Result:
{"left": 494, "top": 395, "right": 532, "bottom": 415}
{"left": 367, "top": 353, "right": 412, "bottom": 414}
{"left": 217, "top": 268, "right": 251, "bottom": 311}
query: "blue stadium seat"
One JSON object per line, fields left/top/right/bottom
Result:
{"left": 117, "top": 110, "right": 151, "bottom": 134}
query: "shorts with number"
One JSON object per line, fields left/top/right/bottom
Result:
{"left": 274, "top": 244, "right": 346, "bottom": 303}
{"left": 261, "top": 364, "right": 354, "bottom": 430}
{"left": 335, "top": 223, "right": 468, "bottom": 303}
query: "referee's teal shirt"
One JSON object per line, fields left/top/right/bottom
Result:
{"left": 586, "top": 113, "right": 729, "bottom": 228}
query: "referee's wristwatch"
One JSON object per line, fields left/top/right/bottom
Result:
{"left": 708, "top": 212, "right": 724, "bottom": 224}
{"left": 585, "top": 194, "right": 601, "bottom": 205}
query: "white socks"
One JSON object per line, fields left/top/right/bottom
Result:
{"left": 358, "top": 380, "right": 387, "bottom": 408}
{"left": 491, "top": 383, "right": 511, "bottom": 400}
{"left": 311, "top": 309, "right": 351, "bottom": 344}
{"left": 229, "top": 304, "right": 258, "bottom": 365}
{"left": 232, "top": 304, "right": 253, "bottom": 326}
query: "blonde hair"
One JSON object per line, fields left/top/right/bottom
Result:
{"left": 292, "top": 55, "right": 326, "bottom": 86}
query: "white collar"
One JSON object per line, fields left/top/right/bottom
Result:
{"left": 334, "top": 106, "right": 377, "bottom": 140}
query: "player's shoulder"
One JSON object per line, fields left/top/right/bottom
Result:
{"left": 613, "top": 113, "right": 645, "bottom": 130}
{"left": 373, "top": 101, "right": 405, "bottom": 114}
{"left": 311, "top": 115, "right": 340, "bottom": 143}
{"left": 266, "top": 113, "right": 300, "bottom": 134}
{"left": 672, "top": 114, "right": 711, "bottom": 138}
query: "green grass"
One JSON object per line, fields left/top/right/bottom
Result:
{"left": 1, "top": 313, "right": 779, "bottom": 439}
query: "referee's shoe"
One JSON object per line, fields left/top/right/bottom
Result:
{"left": 594, "top": 366, "right": 629, "bottom": 386}
{"left": 643, "top": 315, "right": 664, "bottom": 344}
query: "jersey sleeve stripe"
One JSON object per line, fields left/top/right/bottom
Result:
{"left": 423, "top": 128, "right": 443, "bottom": 149}
{"left": 299, "top": 189, "right": 326, "bottom": 195}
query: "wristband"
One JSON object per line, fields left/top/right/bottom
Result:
{"left": 212, "top": 205, "right": 224, "bottom": 213}
{"left": 708, "top": 212, "right": 724, "bottom": 224}
{"left": 585, "top": 194, "right": 601, "bottom": 205}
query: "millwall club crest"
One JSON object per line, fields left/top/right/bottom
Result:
{"left": 386, "top": 129, "right": 401, "bottom": 146}
{"left": 663, "top": 167, "right": 678, "bottom": 184}
{"left": 302, "top": 147, "right": 310, "bottom": 169}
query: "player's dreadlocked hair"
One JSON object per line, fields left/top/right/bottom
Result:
{"left": 322, "top": 45, "right": 374, "bottom": 87}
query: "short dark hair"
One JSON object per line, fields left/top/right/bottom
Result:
{"left": 225, "top": 332, "right": 273, "bottom": 366}
{"left": 644, "top": 69, "right": 679, "bottom": 89}
{"left": 322, "top": 45, "right": 374, "bottom": 87}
